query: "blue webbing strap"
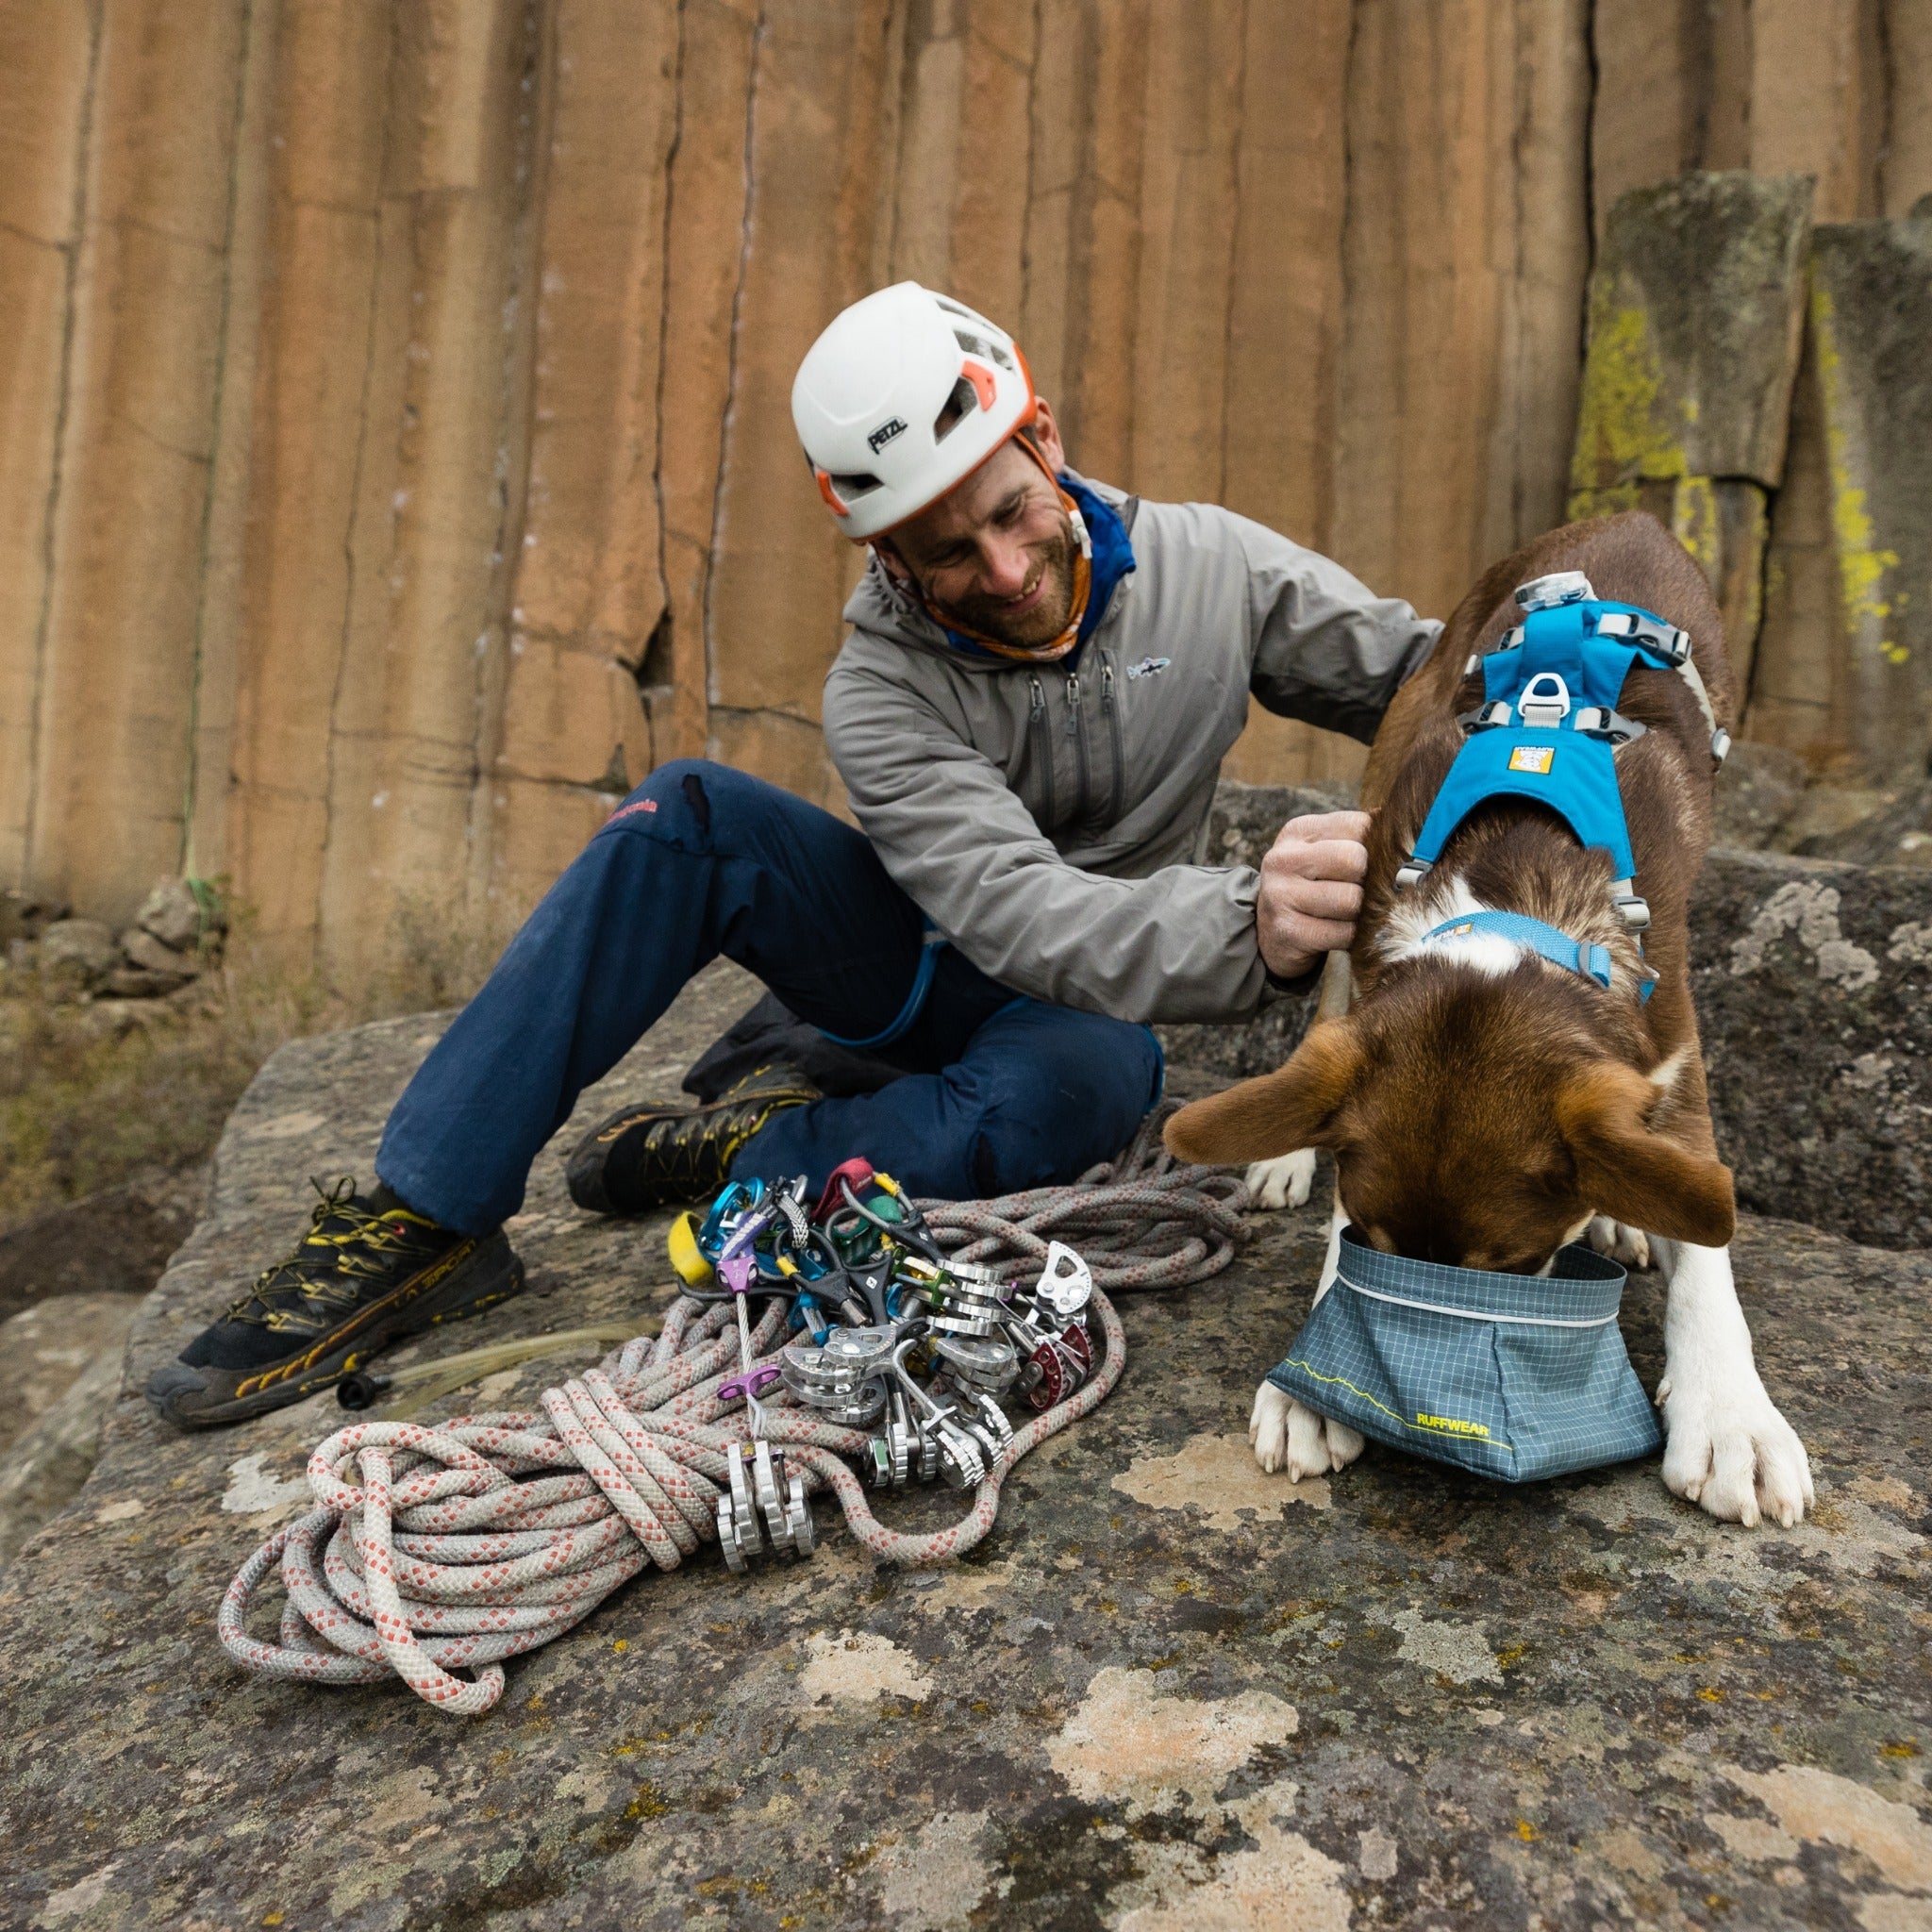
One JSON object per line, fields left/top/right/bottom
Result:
{"left": 815, "top": 924, "right": 948, "bottom": 1052}
{"left": 1410, "top": 598, "right": 1677, "bottom": 884}
{"left": 1417, "top": 909, "right": 1656, "bottom": 1003}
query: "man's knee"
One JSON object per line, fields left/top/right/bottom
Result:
{"left": 600, "top": 758, "right": 789, "bottom": 849}
{"left": 965, "top": 1010, "right": 1161, "bottom": 1194}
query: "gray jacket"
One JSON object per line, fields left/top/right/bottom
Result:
{"left": 821, "top": 476, "right": 1439, "bottom": 1024}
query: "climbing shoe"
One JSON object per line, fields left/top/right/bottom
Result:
{"left": 143, "top": 1178, "right": 524, "bottom": 1429}
{"left": 565, "top": 1066, "right": 820, "bottom": 1214}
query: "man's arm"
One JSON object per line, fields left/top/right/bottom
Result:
{"left": 1236, "top": 515, "right": 1439, "bottom": 744}
{"left": 1224, "top": 512, "right": 1435, "bottom": 974}
{"left": 825, "top": 665, "right": 1271, "bottom": 1024}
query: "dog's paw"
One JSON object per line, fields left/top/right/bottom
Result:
{"left": 1251, "top": 1380, "right": 1364, "bottom": 1480}
{"left": 1588, "top": 1216, "right": 1651, "bottom": 1269}
{"left": 1245, "top": 1148, "right": 1317, "bottom": 1212}
{"left": 1658, "top": 1382, "right": 1813, "bottom": 1528}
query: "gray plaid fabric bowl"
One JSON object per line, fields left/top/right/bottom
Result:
{"left": 1268, "top": 1228, "right": 1661, "bottom": 1482}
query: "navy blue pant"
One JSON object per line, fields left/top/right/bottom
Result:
{"left": 377, "top": 760, "right": 1164, "bottom": 1233}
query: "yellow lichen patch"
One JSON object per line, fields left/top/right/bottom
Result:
{"left": 1673, "top": 475, "right": 1721, "bottom": 576}
{"left": 1812, "top": 284, "right": 1903, "bottom": 658}
{"left": 1569, "top": 294, "right": 1690, "bottom": 501}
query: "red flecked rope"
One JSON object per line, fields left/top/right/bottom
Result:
{"left": 217, "top": 1127, "right": 1248, "bottom": 1717}
{"left": 919, "top": 1109, "right": 1252, "bottom": 1291}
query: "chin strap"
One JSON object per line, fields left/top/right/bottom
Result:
{"left": 897, "top": 436, "right": 1094, "bottom": 662}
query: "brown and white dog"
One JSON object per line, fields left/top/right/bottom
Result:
{"left": 1165, "top": 511, "right": 1812, "bottom": 1529}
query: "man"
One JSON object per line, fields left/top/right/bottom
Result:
{"left": 146, "top": 282, "right": 1437, "bottom": 1429}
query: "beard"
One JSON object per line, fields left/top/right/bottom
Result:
{"left": 933, "top": 518, "right": 1080, "bottom": 651}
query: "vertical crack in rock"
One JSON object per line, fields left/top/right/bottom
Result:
{"left": 702, "top": 0, "right": 768, "bottom": 724}
{"left": 1217, "top": 0, "right": 1251, "bottom": 510}
{"left": 178, "top": 0, "right": 258, "bottom": 880}
{"left": 318, "top": 6, "right": 403, "bottom": 954}
{"left": 466, "top": 0, "right": 553, "bottom": 911}
{"left": 21, "top": 0, "right": 106, "bottom": 891}
{"left": 649, "top": 0, "right": 691, "bottom": 766}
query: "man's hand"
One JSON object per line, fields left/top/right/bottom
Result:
{"left": 1256, "top": 810, "right": 1371, "bottom": 981}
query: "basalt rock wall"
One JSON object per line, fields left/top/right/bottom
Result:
{"left": 4, "top": 1, "right": 1929, "bottom": 986}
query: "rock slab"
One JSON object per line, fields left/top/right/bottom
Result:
{"left": 1568, "top": 171, "right": 1814, "bottom": 677}
{"left": 2, "top": 962, "right": 1928, "bottom": 1930}
{"left": 1808, "top": 214, "right": 1932, "bottom": 787}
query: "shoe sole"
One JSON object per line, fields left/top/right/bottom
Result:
{"left": 146, "top": 1233, "right": 525, "bottom": 1430}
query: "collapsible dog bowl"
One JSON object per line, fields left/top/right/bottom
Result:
{"left": 1269, "top": 1228, "right": 1661, "bottom": 1483}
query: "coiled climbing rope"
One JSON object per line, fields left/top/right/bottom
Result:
{"left": 918, "top": 1109, "right": 1252, "bottom": 1291}
{"left": 217, "top": 1111, "right": 1251, "bottom": 1716}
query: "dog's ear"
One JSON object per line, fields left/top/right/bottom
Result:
{"left": 1556, "top": 1061, "right": 1735, "bottom": 1248}
{"left": 1163, "top": 1018, "right": 1366, "bottom": 1166}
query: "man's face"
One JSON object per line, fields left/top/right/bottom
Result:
{"left": 886, "top": 406, "right": 1079, "bottom": 650}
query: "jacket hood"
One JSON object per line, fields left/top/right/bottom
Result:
{"left": 839, "top": 469, "right": 1136, "bottom": 674}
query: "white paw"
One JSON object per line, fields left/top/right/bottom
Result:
{"left": 1251, "top": 1380, "right": 1365, "bottom": 1480}
{"left": 1658, "top": 1381, "right": 1814, "bottom": 1528}
{"left": 1588, "top": 1215, "right": 1651, "bottom": 1269}
{"left": 1245, "top": 1148, "right": 1317, "bottom": 1211}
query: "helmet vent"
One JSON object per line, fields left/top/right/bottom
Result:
{"left": 828, "top": 471, "right": 884, "bottom": 497}
{"left": 933, "top": 375, "right": 978, "bottom": 443}
{"left": 951, "top": 328, "right": 1014, "bottom": 371}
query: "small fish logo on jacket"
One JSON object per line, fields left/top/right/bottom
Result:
{"left": 1126, "top": 656, "right": 1172, "bottom": 680}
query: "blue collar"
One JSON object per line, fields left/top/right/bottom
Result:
{"left": 940, "top": 475, "right": 1135, "bottom": 664}
{"left": 1419, "top": 909, "right": 1656, "bottom": 1002}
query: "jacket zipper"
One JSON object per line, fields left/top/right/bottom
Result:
{"left": 1028, "top": 675, "right": 1058, "bottom": 827}
{"left": 1099, "top": 655, "right": 1124, "bottom": 823}
{"left": 1065, "top": 670, "right": 1091, "bottom": 824}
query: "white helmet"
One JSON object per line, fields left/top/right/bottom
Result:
{"left": 791, "top": 282, "right": 1037, "bottom": 541}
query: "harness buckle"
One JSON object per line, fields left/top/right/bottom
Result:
{"left": 1517, "top": 672, "right": 1572, "bottom": 729}
{"left": 1394, "top": 858, "right": 1431, "bottom": 892}
{"left": 1515, "top": 571, "right": 1594, "bottom": 612}
{"left": 1710, "top": 726, "right": 1732, "bottom": 765}
{"left": 1574, "top": 706, "right": 1647, "bottom": 745}
{"left": 1457, "top": 700, "right": 1512, "bottom": 735}
{"left": 1631, "top": 623, "right": 1691, "bottom": 666}
{"left": 1611, "top": 884, "right": 1651, "bottom": 932}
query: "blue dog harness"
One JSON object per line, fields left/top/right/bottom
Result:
{"left": 1394, "top": 570, "right": 1729, "bottom": 996}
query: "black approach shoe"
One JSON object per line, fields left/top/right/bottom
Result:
{"left": 144, "top": 1178, "right": 524, "bottom": 1429}
{"left": 565, "top": 1066, "right": 820, "bottom": 1214}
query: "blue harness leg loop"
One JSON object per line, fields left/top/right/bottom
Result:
{"left": 815, "top": 925, "right": 948, "bottom": 1052}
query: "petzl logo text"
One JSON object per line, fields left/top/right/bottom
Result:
{"left": 867, "top": 416, "right": 908, "bottom": 454}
